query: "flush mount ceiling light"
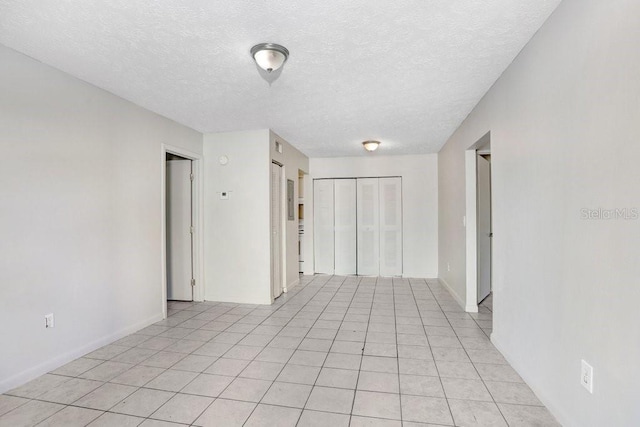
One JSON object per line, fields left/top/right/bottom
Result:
{"left": 251, "top": 43, "right": 289, "bottom": 73}
{"left": 362, "top": 140, "right": 381, "bottom": 152}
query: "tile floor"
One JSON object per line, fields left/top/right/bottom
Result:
{"left": 0, "top": 276, "right": 560, "bottom": 426}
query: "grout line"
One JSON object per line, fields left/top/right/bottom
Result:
{"left": 346, "top": 275, "right": 376, "bottom": 425}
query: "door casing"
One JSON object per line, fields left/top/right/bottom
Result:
{"left": 161, "top": 144, "right": 203, "bottom": 319}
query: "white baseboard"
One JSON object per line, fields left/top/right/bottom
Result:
{"left": 285, "top": 278, "right": 300, "bottom": 293}
{"left": 0, "top": 313, "right": 163, "bottom": 394}
{"left": 491, "top": 334, "right": 571, "bottom": 427}
{"left": 438, "top": 277, "right": 466, "bottom": 310}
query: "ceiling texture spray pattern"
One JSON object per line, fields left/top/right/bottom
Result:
{"left": 0, "top": 0, "right": 561, "bottom": 156}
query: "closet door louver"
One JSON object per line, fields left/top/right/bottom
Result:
{"left": 379, "top": 177, "right": 402, "bottom": 277}
{"left": 313, "top": 179, "right": 335, "bottom": 274}
{"left": 356, "top": 178, "right": 380, "bottom": 276}
{"left": 334, "top": 179, "right": 357, "bottom": 275}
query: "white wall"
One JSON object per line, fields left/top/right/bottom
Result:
{"left": 269, "top": 131, "right": 309, "bottom": 291}
{"left": 310, "top": 155, "right": 438, "bottom": 278}
{"left": 437, "top": 0, "right": 640, "bottom": 425}
{"left": 203, "top": 130, "right": 271, "bottom": 304}
{"left": 203, "top": 129, "right": 308, "bottom": 304}
{"left": 0, "top": 45, "right": 203, "bottom": 392}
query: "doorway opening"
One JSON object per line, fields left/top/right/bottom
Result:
{"left": 162, "top": 145, "right": 203, "bottom": 319}
{"left": 464, "top": 132, "right": 492, "bottom": 313}
{"left": 166, "top": 153, "right": 194, "bottom": 303}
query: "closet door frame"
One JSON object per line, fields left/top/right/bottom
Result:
{"left": 313, "top": 176, "right": 403, "bottom": 277}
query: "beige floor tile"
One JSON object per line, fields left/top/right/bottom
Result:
{"left": 0, "top": 400, "right": 64, "bottom": 427}
{"left": 399, "top": 374, "right": 444, "bottom": 397}
{"left": 87, "top": 412, "right": 144, "bottom": 426}
{"left": 352, "top": 390, "right": 401, "bottom": 420}
{"left": 193, "top": 398, "right": 255, "bottom": 427}
{"left": 219, "top": 377, "right": 272, "bottom": 402}
{"left": 111, "top": 388, "right": 175, "bottom": 417}
{"left": 73, "top": 382, "right": 138, "bottom": 410}
{"left": 449, "top": 399, "right": 507, "bottom": 426}
{"left": 276, "top": 364, "right": 321, "bottom": 385}
{"left": 305, "top": 386, "right": 354, "bottom": 414}
{"left": 244, "top": 403, "right": 301, "bottom": 427}
{"left": 315, "top": 367, "right": 359, "bottom": 389}
{"left": 37, "top": 406, "right": 103, "bottom": 427}
{"left": 180, "top": 373, "right": 234, "bottom": 397}
{"left": 150, "top": 393, "right": 214, "bottom": 424}
{"left": 498, "top": 403, "right": 561, "bottom": 426}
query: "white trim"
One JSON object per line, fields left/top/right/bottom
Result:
{"left": 161, "top": 144, "right": 204, "bottom": 319}
{"left": 438, "top": 277, "right": 469, "bottom": 311}
{"left": 464, "top": 131, "right": 491, "bottom": 313}
{"left": 303, "top": 173, "right": 315, "bottom": 275}
{"left": 0, "top": 313, "right": 163, "bottom": 394}
{"left": 280, "top": 165, "right": 287, "bottom": 295}
{"left": 465, "top": 149, "right": 479, "bottom": 312}
{"left": 269, "top": 161, "right": 286, "bottom": 303}
{"left": 286, "top": 278, "right": 300, "bottom": 293}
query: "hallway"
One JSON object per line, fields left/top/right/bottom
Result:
{"left": 0, "top": 276, "right": 558, "bottom": 426}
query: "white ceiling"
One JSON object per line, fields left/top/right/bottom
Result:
{"left": 0, "top": 0, "right": 561, "bottom": 157}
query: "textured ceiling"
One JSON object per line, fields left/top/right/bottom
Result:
{"left": 0, "top": 0, "right": 561, "bottom": 157}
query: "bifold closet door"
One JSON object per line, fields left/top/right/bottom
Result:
{"left": 334, "top": 179, "right": 357, "bottom": 275}
{"left": 379, "top": 177, "right": 402, "bottom": 276}
{"left": 356, "top": 178, "right": 380, "bottom": 276}
{"left": 314, "top": 179, "right": 334, "bottom": 274}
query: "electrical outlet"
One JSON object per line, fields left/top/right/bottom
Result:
{"left": 45, "top": 313, "right": 55, "bottom": 329}
{"left": 447, "top": 263, "right": 451, "bottom": 272}
{"left": 581, "top": 360, "right": 593, "bottom": 393}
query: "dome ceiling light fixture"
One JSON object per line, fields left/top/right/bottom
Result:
{"left": 250, "top": 43, "right": 289, "bottom": 73}
{"left": 362, "top": 140, "right": 381, "bottom": 152}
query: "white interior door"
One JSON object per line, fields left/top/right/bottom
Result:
{"left": 477, "top": 155, "right": 492, "bottom": 303}
{"left": 357, "top": 178, "right": 380, "bottom": 276}
{"left": 313, "top": 179, "right": 335, "bottom": 274}
{"left": 271, "top": 162, "right": 283, "bottom": 300}
{"left": 334, "top": 179, "right": 357, "bottom": 275}
{"left": 379, "top": 177, "right": 402, "bottom": 276}
{"left": 166, "top": 159, "right": 193, "bottom": 301}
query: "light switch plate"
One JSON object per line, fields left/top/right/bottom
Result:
{"left": 581, "top": 359, "right": 593, "bottom": 393}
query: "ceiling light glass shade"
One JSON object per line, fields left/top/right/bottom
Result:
{"left": 362, "top": 140, "right": 381, "bottom": 152}
{"left": 251, "top": 43, "right": 289, "bottom": 73}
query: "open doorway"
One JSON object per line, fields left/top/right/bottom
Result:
{"left": 464, "top": 132, "right": 492, "bottom": 314}
{"left": 476, "top": 150, "right": 492, "bottom": 305}
{"left": 162, "top": 144, "right": 203, "bottom": 319}
{"left": 166, "top": 153, "right": 194, "bottom": 302}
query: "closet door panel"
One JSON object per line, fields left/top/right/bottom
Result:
{"left": 313, "top": 179, "right": 334, "bottom": 274}
{"left": 357, "top": 178, "right": 380, "bottom": 276}
{"left": 379, "top": 177, "right": 402, "bottom": 276}
{"left": 334, "top": 179, "right": 357, "bottom": 275}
